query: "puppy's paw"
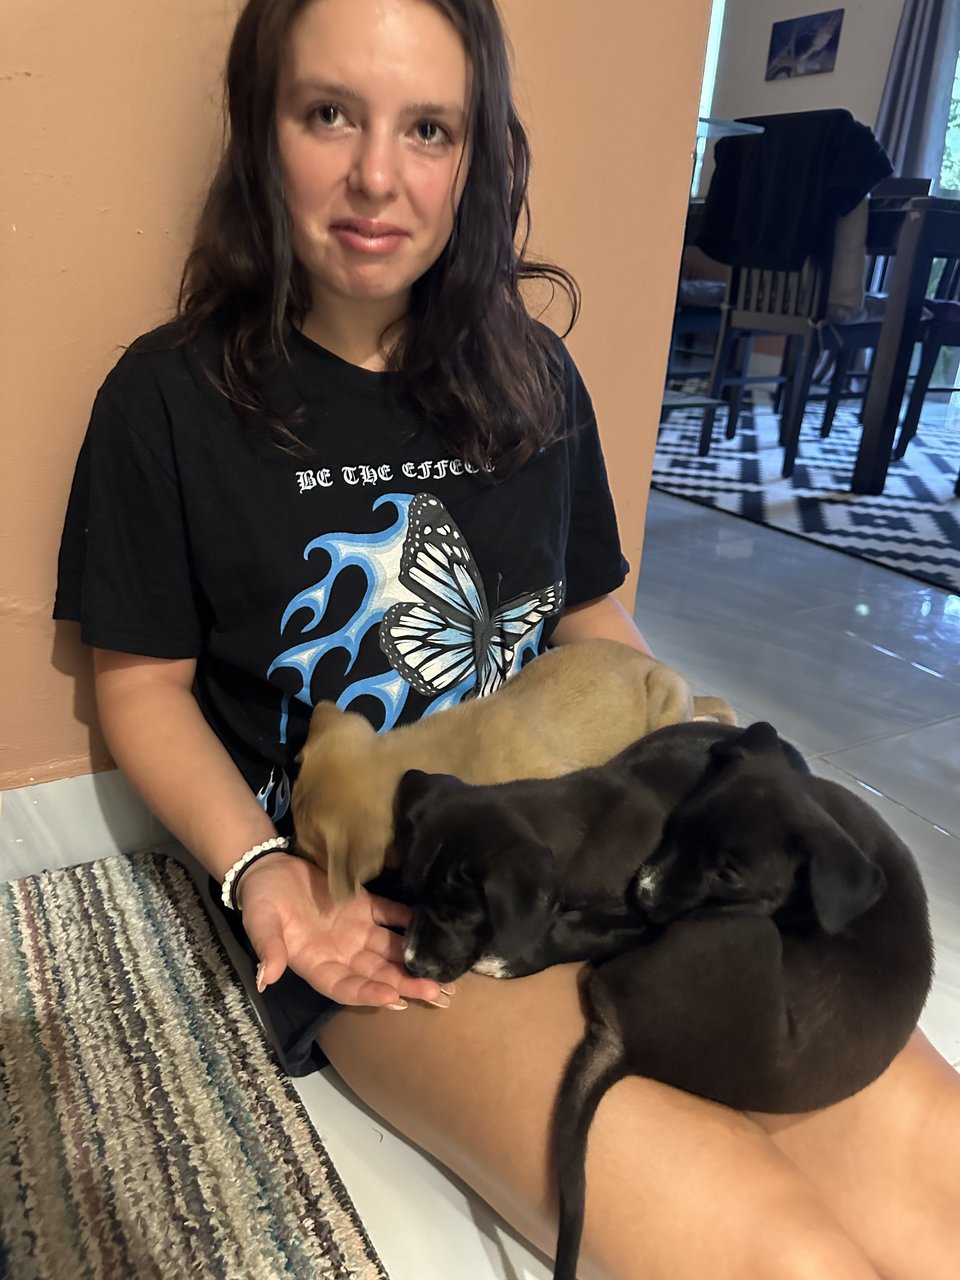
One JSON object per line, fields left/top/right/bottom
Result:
{"left": 644, "top": 667, "right": 696, "bottom": 730}
{"left": 471, "top": 955, "right": 514, "bottom": 979}
{"left": 692, "top": 695, "right": 738, "bottom": 725}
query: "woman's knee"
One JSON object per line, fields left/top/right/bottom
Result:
{"left": 731, "top": 1220, "right": 881, "bottom": 1280}
{"left": 571, "top": 1191, "right": 881, "bottom": 1280}
{"left": 577, "top": 1190, "right": 881, "bottom": 1280}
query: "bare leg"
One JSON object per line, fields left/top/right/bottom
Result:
{"left": 318, "top": 963, "right": 884, "bottom": 1280}
{"left": 751, "top": 1029, "right": 960, "bottom": 1280}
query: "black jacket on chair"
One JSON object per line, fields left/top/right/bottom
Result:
{"left": 697, "top": 109, "right": 892, "bottom": 269}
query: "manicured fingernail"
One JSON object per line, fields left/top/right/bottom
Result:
{"left": 256, "top": 963, "right": 266, "bottom": 993}
{"left": 427, "top": 995, "right": 451, "bottom": 1009}
{"left": 440, "top": 984, "right": 456, "bottom": 995}
{"left": 385, "top": 1001, "right": 408, "bottom": 1011}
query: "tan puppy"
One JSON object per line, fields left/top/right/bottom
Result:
{"left": 292, "top": 639, "right": 737, "bottom": 902}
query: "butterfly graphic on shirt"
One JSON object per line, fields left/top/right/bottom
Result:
{"left": 379, "top": 493, "right": 563, "bottom": 700}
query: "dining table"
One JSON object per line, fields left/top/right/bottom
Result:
{"left": 854, "top": 194, "right": 960, "bottom": 494}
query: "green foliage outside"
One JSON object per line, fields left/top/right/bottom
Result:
{"left": 939, "top": 51, "right": 960, "bottom": 192}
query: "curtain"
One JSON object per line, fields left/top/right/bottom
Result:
{"left": 875, "top": 0, "right": 960, "bottom": 187}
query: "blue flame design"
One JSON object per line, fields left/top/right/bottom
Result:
{"left": 268, "top": 494, "right": 417, "bottom": 733}
{"left": 256, "top": 767, "right": 290, "bottom": 824}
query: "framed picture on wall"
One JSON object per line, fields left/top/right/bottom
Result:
{"left": 765, "top": 9, "right": 844, "bottom": 81}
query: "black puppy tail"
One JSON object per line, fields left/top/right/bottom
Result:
{"left": 552, "top": 1030, "right": 626, "bottom": 1280}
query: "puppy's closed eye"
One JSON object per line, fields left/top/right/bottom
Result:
{"left": 708, "top": 857, "right": 743, "bottom": 889}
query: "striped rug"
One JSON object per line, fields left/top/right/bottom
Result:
{"left": 0, "top": 852, "right": 387, "bottom": 1280}
{"left": 653, "top": 400, "right": 960, "bottom": 596}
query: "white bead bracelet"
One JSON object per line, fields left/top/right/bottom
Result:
{"left": 221, "top": 837, "right": 290, "bottom": 911}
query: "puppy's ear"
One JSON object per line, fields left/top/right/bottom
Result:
{"left": 321, "top": 818, "right": 355, "bottom": 904}
{"left": 711, "top": 721, "right": 781, "bottom": 764}
{"left": 394, "top": 770, "right": 466, "bottom": 825}
{"left": 394, "top": 769, "right": 433, "bottom": 818}
{"left": 803, "top": 809, "right": 887, "bottom": 934}
{"left": 351, "top": 841, "right": 389, "bottom": 895}
{"left": 393, "top": 771, "right": 466, "bottom": 865}
{"left": 295, "top": 814, "right": 362, "bottom": 904}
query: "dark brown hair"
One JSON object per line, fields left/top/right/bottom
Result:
{"left": 177, "top": 0, "right": 579, "bottom": 473}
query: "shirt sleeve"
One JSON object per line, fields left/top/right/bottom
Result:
{"left": 54, "top": 371, "right": 204, "bottom": 658}
{"left": 561, "top": 349, "right": 630, "bottom": 607}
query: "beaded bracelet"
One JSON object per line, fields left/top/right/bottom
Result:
{"left": 220, "top": 837, "right": 290, "bottom": 912}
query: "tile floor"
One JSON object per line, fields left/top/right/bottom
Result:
{"left": 2, "top": 490, "right": 958, "bottom": 1279}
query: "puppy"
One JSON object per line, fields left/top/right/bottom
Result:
{"left": 394, "top": 719, "right": 803, "bottom": 984}
{"left": 394, "top": 769, "right": 651, "bottom": 984}
{"left": 292, "top": 638, "right": 736, "bottom": 902}
{"left": 551, "top": 721, "right": 933, "bottom": 1280}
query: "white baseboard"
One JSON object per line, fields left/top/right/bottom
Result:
{"left": 0, "top": 769, "right": 168, "bottom": 883}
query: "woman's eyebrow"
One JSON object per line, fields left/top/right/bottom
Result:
{"left": 290, "top": 77, "right": 465, "bottom": 121}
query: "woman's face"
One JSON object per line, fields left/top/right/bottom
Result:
{"left": 276, "top": 0, "right": 471, "bottom": 323}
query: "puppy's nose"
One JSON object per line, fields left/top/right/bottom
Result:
{"left": 404, "top": 951, "right": 445, "bottom": 981}
{"left": 403, "top": 932, "right": 439, "bottom": 979}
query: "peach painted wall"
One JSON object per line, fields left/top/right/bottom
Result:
{"left": 2, "top": 0, "right": 709, "bottom": 788}
{"left": 504, "top": 0, "right": 711, "bottom": 597}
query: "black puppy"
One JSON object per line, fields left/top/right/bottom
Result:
{"left": 393, "top": 719, "right": 807, "bottom": 983}
{"left": 393, "top": 768, "right": 648, "bottom": 983}
{"left": 551, "top": 721, "right": 933, "bottom": 1280}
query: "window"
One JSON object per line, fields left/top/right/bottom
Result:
{"left": 692, "top": 0, "right": 728, "bottom": 194}
{"left": 939, "top": 48, "right": 960, "bottom": 193}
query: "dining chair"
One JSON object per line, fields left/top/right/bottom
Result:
{"left": 692, "top": 109, "right": 893, "bottom": 474}
{"left": 809, "top": 177, "right": 935, "bottom": 435}
{"left": 893, "top": 253, "right": 960, "bottom": 494}
{"left": 698, "top": 229, "right": 892, "bottom": 474}
{"left": 664, "top": 200, "right": 727, "bottom": 386}
{"left": 666, "top": 278, "right": 726, "bottom": 381}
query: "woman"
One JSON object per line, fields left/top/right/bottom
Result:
{"left": 55, "top": 1, "right": 960, "bottom": 1277}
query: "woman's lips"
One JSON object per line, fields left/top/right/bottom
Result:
{"left": 330, "top": 220, "right": 409, "bottom": 255}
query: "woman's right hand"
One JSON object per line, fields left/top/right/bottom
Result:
{"left": 236, "top": 852, "right": 453, "bottom": 1010}
{"left": 88, "top": 652, "right": 441, "bottom": 1007}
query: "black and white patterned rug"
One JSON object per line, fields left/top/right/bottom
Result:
{"left": 653, "top": 401, "right": 960, "bottom": 596}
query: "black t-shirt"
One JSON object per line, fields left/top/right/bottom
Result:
{"left": 54, "top": 323, "right": 628, "bottom": 827}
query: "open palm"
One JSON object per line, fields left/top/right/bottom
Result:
{"left": 239, "top": 852, "right": 448, "bottom": 1007}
